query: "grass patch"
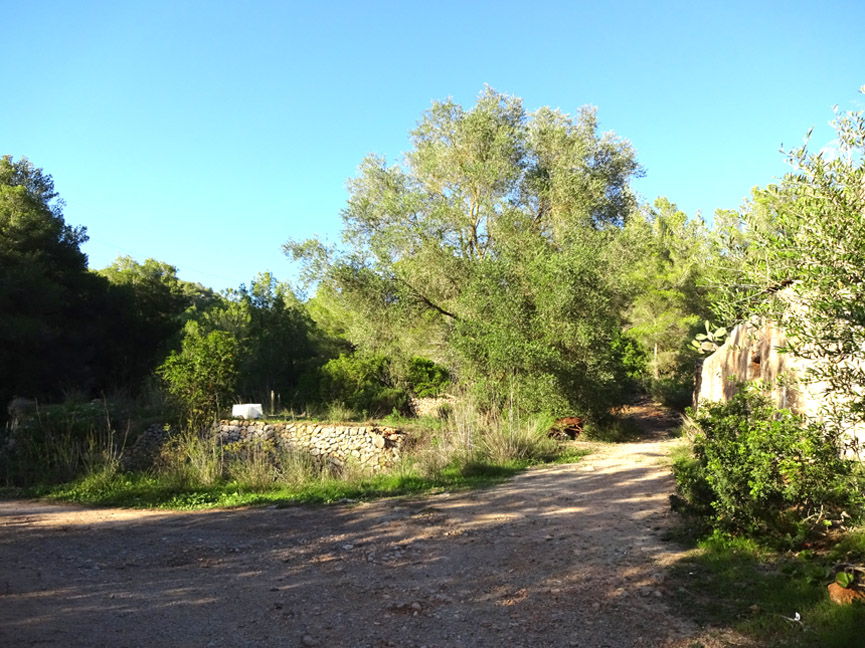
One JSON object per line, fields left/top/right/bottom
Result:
{"left": 31, "top": 455, "right": 554, "bottom": 510}
{"left": 668, "top": 530, "right": 865, "bottom": 647}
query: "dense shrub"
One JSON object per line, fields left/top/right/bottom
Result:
{"left": 673, "top": 385, "right": 864, "bottom": 546}
{"left": 157, "top": 323, "right": 239, "bottom": 429}
{"left": 318, "top": 352, "right": 409, "bottom": 417}
{"left": 405, "top": 357, "right": 451, "bottom": 397}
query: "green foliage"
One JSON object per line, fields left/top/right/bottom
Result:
{"left": 0, "top": 399, "right": 124, "bottom": 486}
{"left": 287, "top": 87, "right": 643, "bottom": 418}
{"left": 318, "top": 352, "right": 409, "bottom": 417}
{"left": 614, "top": 198, "right": 714, "bottom": 405}
{"left": 690, "top": 319, "right": 727, "bottom": 354}
{"left": 0, "top": 155, "right": 112, "bottom": 415}
{"left": 157, "top": 323, "right": 239, "bottom": 429}
{"left": 835, "top": 571, "right": 856, "bottom": 588}
{"left": 674, "top": 386, "right": 864, "bottom": 546}
{"left": 669, "top": 531, "right": 865, "bottom": 648}
{"left": 711, "top": 90, "right": 865, "bottom": 433}
{"left": 98, "top": 255, "right": 217, "bottom": 390}
{"left": 194, "top": 273, "right": 328, "bottom": 409}
{"left": 405, "top": 357, "right": 451, "bottom": 397}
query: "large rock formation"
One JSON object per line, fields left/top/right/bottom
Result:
{"left": 695, "top": 320, "right": 865, "bottom": 447}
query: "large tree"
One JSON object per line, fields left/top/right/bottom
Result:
{"left": 97, "top": 256, "right": 217, "bottom": 389}
{"left": 287, "top": 88, "right": 643, "bottom": 416}
{"left": 615, "top": 197, "right": 714, "bottom": 404}
{"left": 0, "top": 156, "right": 109, "bottom": 411}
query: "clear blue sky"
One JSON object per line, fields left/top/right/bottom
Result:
{"left": 3, "top": 1, "right": 863, "bottom": 292}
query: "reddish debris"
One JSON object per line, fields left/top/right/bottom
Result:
{"left": 549, "top": 416, "right": 584, "bottom": 440}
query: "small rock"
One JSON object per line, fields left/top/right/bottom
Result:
{"left": 828, "top": 581, "right": 865, "bottom": 605}
{"left": 301, "top": 635, "right": 319, "bottom": 647}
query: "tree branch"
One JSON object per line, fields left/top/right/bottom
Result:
{"left": 395, "top": 275, "right": 460, "bottom": 321}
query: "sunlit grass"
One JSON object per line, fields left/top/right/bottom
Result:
{"left": 668, "top": 530, "right": 865, "bottom": 648}
{"left": 33, "top": 450, "right": 588, "bottom": 510}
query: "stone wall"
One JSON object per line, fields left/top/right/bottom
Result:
{"left": 121, "top": 423, "right": 173, "bottom": 471}
{"left": 214, "top": 420, "right": 407, "bottom": 471}
{"left": 122, "top": 420, "right": 408, "bottom": 472}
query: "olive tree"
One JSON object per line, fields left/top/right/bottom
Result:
{"left": 287, "top": 88, "right": 642, "bottom": 417}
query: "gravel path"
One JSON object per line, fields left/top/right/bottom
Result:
{"left": 1, "top": 405, "right": 704, "bottom": 648}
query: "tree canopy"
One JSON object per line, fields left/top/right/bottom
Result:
{"left": 287, "top": 88, "right": 646, "bottom": 416}
{"left": 0, "top": 156, "right": 108, "bottom": 410}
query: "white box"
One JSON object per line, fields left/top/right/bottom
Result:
{"left": 231, "top": 403, "right": 263, "bottom": 419}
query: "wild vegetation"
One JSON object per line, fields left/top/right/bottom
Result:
{"left": 1, "top": 89, "right": 719, "bottom": 496}
{"left": 3, "top": 88, "right": 865, "bottom": 642}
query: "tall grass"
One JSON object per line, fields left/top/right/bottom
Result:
{"left": 18, "top": 392, "right": 583, "bottom": 509}
{"left": 1, "top": 399, "right": 127, "bottom": 486}
{"left": 408, "top": 395, "right": 558, "bottom": 477}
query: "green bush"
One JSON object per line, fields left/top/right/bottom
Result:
{"left": 673, "top": 385, "right": 864, "bottom": 546}
{"left": 318, "top": 352, "right": 410, "bottom": 417}
{"left": 405, "top": 357, "right": 451, "bottom": 397}
{"left": 157, "top": 323, "right": 239, "bottom": 430}
{"left": 647, "top": 376, "right": 695, "bottom": 411}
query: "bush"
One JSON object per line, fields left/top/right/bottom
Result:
{"left": 405, "top": 357, "right": 451, "bottom": 397}
{"left": 157, "top": 323, "right": 239, "bottom": 430}
{"left": 318, "top": 352, "right": 410, "bottom": 417}
{"left": 673, "top": 385, "right": 864, "bottom": 546}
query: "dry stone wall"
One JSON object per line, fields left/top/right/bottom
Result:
{"left": 215, "top": 420, "right": 406, "bottom": 470}
{"left": 121, "top": 421, "right": 408, "bottom": 472}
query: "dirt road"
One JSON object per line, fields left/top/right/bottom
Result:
{"left": 1, "top": 409, "right": 700, "bottom": 648}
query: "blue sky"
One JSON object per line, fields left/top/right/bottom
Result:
{"left": 3, "top": 1, "right": 864, "bottom": 292}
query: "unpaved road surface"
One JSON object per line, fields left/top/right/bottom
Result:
{"left": 1, "top": 406, "right": 706, "bottom": 648}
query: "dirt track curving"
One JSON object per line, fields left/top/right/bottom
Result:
{"left": 0, "top": 404, "right": 714, "bottom": 648}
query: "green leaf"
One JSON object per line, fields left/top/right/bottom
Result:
{"left": 714, "top": 327, "right": 727, "bottom": 338}
{"left": 836, "top": 572, "right": 855, "bottom": 588}
{"left": 696, "top": 333, "right": 708, "bottom": 341}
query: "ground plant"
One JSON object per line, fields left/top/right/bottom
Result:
{"left": 673, "top": 385, "right": 864, "bottom": 547}
{"left": 669, "top": 530, "right": 865, "bottom": 648}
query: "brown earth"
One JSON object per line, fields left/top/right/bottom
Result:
{"left": 0, "top": 402, "right": 737, "bottom": 648}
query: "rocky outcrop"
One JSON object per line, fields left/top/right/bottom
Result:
{"left": 695, "top": 319, "right": 865, "bottom": 447}
{"left": 695, "top": 320, "right": 809, "bottom": 413}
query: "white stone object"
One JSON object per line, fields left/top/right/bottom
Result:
{"left": 232, "top": 403, "right": 264, "bottom": 419}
